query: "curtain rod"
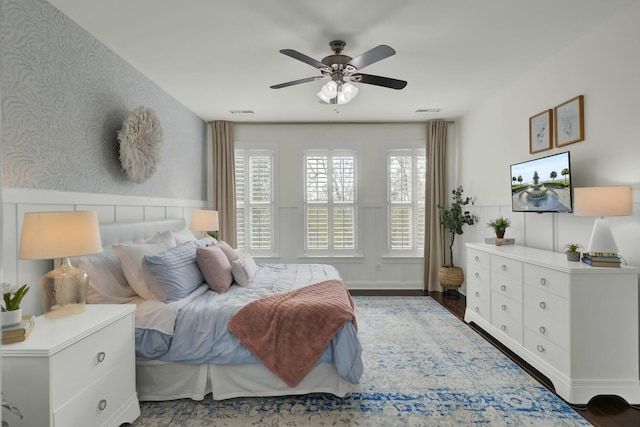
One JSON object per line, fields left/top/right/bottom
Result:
{"left": 208, "top": 120, "right": 455, "bottom": 125}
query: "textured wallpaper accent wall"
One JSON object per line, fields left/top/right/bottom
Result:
{"left": 0, "top": 0, "right": 207, "bottom": 200}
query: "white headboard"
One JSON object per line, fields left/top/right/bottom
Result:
{"left": 98, "top": 219, "right": 186, "bottom": 255}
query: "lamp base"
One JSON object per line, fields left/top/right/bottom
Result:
{"left": 40, "top": 257, "right": 88, "bottom": 318}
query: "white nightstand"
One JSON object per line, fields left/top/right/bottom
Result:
{"left": 2, "top": 304, "right": 141, "bottom": 427}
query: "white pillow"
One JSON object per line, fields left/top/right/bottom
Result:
{"left": 231, "top": 250, "right": 259, "bottom": 287}
{"left": 113, "top": 230, "right": 177, "bottom": 299}
{"left": 78, "top": 255, "right": 139, "bottom": 304}
{"left": 172, "top": 227, "right": 198, "bottom": 245}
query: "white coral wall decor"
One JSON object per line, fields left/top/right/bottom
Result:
{"left": 118, "top": 106, "right": 163, "bottom": 183}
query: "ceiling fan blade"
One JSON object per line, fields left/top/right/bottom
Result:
{"left": 270, "top": 76, "right": 325, "bottom": 89}
{"left": 346, "top": 45, "right": 396, "bottom": 70}
{"left": 351, "top": 73, "right": 407, "bottom": 90}
{"left": 279, "top": 49, "right": 330, "bottom": 71}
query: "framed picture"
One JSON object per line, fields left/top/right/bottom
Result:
{"left": 554, "top": 95, "right": 584, "bottom": 147}
{"left": 529, "top": 109, "right": 553, "bottom": 154}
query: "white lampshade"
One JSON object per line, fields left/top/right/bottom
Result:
{"left": 190, "top": 210, "right": 219, "bottom": 232}
{"left": 19, "top": 211, "right": 102, "bottom": 318}
{"left": 20, "top": 211, "right": 102, "bottom": 259}
{"left": 574, "top": 186, "right": 632, "bottom": 254}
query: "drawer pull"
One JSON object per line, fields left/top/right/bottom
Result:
{"left": 501, "top": 325, "right": 507, "bottom": 331}
{"left": 474, "top": 307, "right": 480, "bottom": 313}
{"left": 475, "top": 291, "right": 480, "bottom": 297}
{"left": 99, "top": 399, "right": 107, "bottom": 411}
{"left": 501, "top": 264, "right": 507, "bottom": 271}
{"left": 97, "top": 352, "right": 106, "bottom": 363}
{"left": 539, "top": 326, "right": 546, "bottom": 334}
{"left": 475, "top": 272, "right": 479, "bottom": 278}
{"left": 501, "top": 304, "right": 507, "bottom": 311}
{"left": 500, "top": 285, "right": 506, "bottom": 291}
{"left": 539, "top": 301, "right": 546, "bottom": 309}
{"left": 475, "top": 256, "right": 479, "bottom": 261}
{"left": 536, "top": 345, "right": 545, "bottom": 353}
{"left": 540, "top": 278, "right": 547, "bottom": 286}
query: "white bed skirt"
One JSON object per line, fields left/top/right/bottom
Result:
{"left": 136, "top": 359, "right": 362, "bottom": 401}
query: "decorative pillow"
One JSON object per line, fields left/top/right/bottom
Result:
{"left": 231, "top": 250, "right": 259, "bottom": 287}
{"left": 217, "top": 240, "right": 239, "bottom": 262}
{"left": 196, "top": 245, "right": 233, "bottom": 293}
{"left": 113, "top": 230, "right": 176, "bottom": 299}
{"left": 78, "top": 255, "right": 138, "bottom": 304}
{"left": 172, "top": 227, "right": 197, "bottom": 245}
{"left": 142, "top": 241, "right": 204, "bottom": 303}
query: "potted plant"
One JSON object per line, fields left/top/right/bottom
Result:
{"left": 487, "top": 216, "right": 511, "bottom": 245}
{"left": 564, "top": 243, "right": 583, "bottom": 262}
{"left": 437, "top": 186, "right": 478, "bottom": 291}
{"left": 1, "top": 283, "right": 29, "bottom": 327}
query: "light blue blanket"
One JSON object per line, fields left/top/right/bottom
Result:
{"left": 134, "top": 263, "right": 363, "bottom": 384}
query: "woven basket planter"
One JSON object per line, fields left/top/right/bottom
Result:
{"left": 439, "top": 266, "right": 464, "bottom": 288}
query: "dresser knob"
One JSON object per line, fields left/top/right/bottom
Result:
{"left": 501, "top": 325, "right": 507, "bottom": 331}
{"left": 475, "top": 272, "right": 479, "bottom": 278}
{"left": 536, "top": 345, "right": 545, "bottom": 353}
{"left": 501, "top": 304, "right": 507, "bottom": 311}
{"left": 539, "top": 326, "right": 546, "bottom": 334}
{"left": 97, "top": 352, "right": 106, "bottom": 363}
{"left": 475, "top": 256, "right": 479, "bottom": 261}
{"left": 99, "top": 399, "right": 107, "bottom": 411}
{"left": 539, "top": 301, "right": 546, "bottom": 309}
{"left": 475, "top": 307, "right": 480, "bottom": 313}
{"left": 540, "top": 278, "right": 547, "bottom": 286}
{"left": 501, "top": 265, "right": 507, "bottom": 271}
{"left": 501, "top": 285, "right": 506, "bottom": 291}
{"left": 475, "top": 291, "right": 480, "bottom": 297}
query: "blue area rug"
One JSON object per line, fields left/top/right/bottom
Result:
{"left": 131, "top": 296, "right": 590, "bottom": 426}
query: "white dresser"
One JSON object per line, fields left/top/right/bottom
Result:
{"left": 2, "top": 305, "right": 141, "bottom": 427}
{"left": 465, "top": 243, "right": 640, "bottom": 405}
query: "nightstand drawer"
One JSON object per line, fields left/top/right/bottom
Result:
{"left": 51, "top": 315, "right": 133, "bottom": 408}
{"left": 53, "top": 357, "right": 135, "bottom": 427}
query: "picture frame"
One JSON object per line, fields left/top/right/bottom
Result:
{"left": 554, "top": 95, "right": 584, "bottom": 147}
{"left": 529, "top": 109, "right": 553, "bottom": 154}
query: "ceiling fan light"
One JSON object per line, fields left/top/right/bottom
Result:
{"left": 336, "top": 82, "right": 358, "bottom": 104}
{"left": 320, "top": 81, "right": 338, "bottom": 98}
{"left": 317, "top": 90, "right": 333, "bottom": 103}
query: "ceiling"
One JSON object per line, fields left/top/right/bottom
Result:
{"left": 47, "top": 0, "right": 634, "bottom": 123}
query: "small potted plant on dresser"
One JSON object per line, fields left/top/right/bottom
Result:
{"left": 1, "top": 283, "right": 29, "bottom": 327}
{"left": 487, "top": 216, "right": 511, "bottom": 246}
{"left": 564, "top": 243, "right": 583, "bottom": 262}
{"left": 437, "top": 186, "right": 478, "bottom": 298}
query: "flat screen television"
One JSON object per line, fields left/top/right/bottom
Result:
{"left": 511, "top": 151, "right": 573, "bottom": 213}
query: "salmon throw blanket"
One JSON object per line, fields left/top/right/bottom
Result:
{"left": 228, "top": 279, "right": 357, "bottom": 387}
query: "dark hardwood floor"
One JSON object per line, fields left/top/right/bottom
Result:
{"left": 351, "top": 290, "right": 640, "bottom": 427}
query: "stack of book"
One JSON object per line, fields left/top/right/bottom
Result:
{"left": 2, "top": 314, "right": 35, "bottom": 344}
{"left": 581, "top": 252, "right": 621, "bottom": 268}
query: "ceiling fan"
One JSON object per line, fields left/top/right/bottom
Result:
{"left": 270, "top": 40, "right": 407, "bottom": 104}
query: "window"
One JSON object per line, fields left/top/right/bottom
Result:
{"left": 235, "top": 149, "right": 274, "bottom": 253}
{"left": 388, "top": 149, "right": 426, "bottom": 252}
{"left": 304, "top": 150, "right": 356, "bottom": 253}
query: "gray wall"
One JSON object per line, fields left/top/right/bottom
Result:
{"left": 0, "top": 0, "right": 207, "bottom": 200}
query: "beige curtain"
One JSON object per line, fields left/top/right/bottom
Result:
{"left": 209, "top": 120, "right": 237, "bottom": 246}
{"left": 423, "top": 121, "right": 450, "bottom": 292}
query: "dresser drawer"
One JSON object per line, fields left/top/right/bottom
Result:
{"left": 524, "top": 328, "right": 569, "bottom": 375}
{"left": 51, "top": 315, "right": 133, "bottom": 409}
{"left": 468, "top": 248, "right": 490, "bottom": 270}
{"left": 491, "top": 291, "right": 523, "bottom": 343}
{"left": 523, "top": 264, "right": 569, "bottom": 299}
{"left": 491, "top": 255, "right": 523, "bottom": 302}
{"left": 53, "top": 356, "right": 135, "bottom": 427}
{"left": 523, "top": 286, "right": 569, "bottom": 350}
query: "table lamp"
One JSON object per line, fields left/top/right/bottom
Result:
{"left": 573, "top": 186, "right": 632, "bottom": 254}
{"left": 190, "top": 210, "right": 219, "bottom": 239}
{"left": 19, "top": 211, "right": 102, "bottom": 318}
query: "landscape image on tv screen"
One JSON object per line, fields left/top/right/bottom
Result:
{"left": 511, "top": 151, "right": 572, "bottom": 213}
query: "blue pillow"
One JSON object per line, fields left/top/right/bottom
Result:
{"left": 142, "top": 241, "right": 204, "bottom": 303}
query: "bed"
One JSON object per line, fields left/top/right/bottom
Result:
{"left": 79, "top": 219, "right": 363, "bottom": 401}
